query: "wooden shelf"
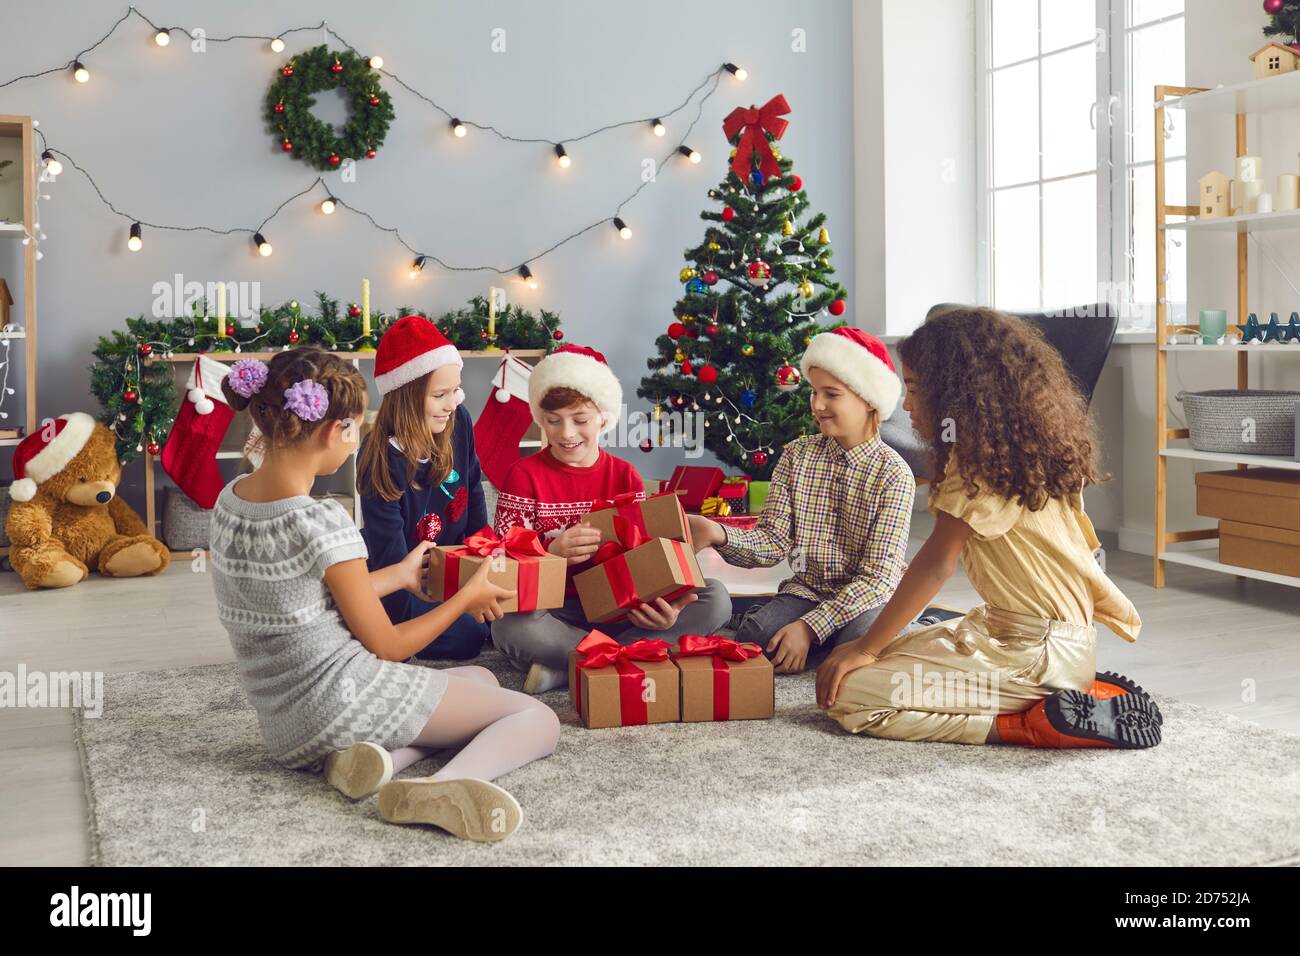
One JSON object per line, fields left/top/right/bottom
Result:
{"left": 1158, "top": 550, "right": 1300, "bottom": 589}
{"left": 1161, "top": 341, "right": 1300, "bottom": 351}
{"left": 0, "top": 437, "right": 23, "bottom": 447}
{"left": 1161, "top": 446, "right": 1300, "bottom": 470}
{"left": 1163, "top": 208, "right": 1300, "bottom": 233}
{"left": 1162, "top": 70, "right": 1300, "bottom": 115}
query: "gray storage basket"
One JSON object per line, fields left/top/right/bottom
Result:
{"left": 162, "top": 487, "right": 213, "bottom": 552}
{"left": 1176, "top": 389, "right": 1300, "bottom": 456}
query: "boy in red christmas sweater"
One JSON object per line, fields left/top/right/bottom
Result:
{"left": 491, "top": 345, "right": 733, "bottom": 693}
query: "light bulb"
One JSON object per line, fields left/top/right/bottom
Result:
{"left": 40, "top": 150, "right": 62, "bottom": 176}
{"left": 270, "top": 37, "right": 285, "bottom": 53}
{"left": 320, "top": 197, "right": 336, "bottom": 215}
{"left": 155, "top": 29, "right": 170, "bottom": 47}
{"left": 409, "top": 255, "right": 426, "bottom": 279}
{"left": 651, "top": 118, "right": 665, "bottom": 137}
{"left": 253, "top": 232, "right": 272, "bottom": 257}
{"left": 554, "top": 143, "right": 570, "bottom": 168}
{"left": 519, "top": 264, "right": 537, "bottom": 289}
{"left": 679, "top": 145, "right": 701, "bottom": 164}
{"left": 368, "top": 55, "right": 384, "bottom": 69}
{"left": 724, "top": 62, "right": 747, "bottom": 81}
{"left": 451, "top": 118, "right": 467, "bottom": 137}
{"left": 613, "top": 217, "right": 632, "bottom": 240}
{"left": 73, "top": 61, "right": 89, "bottom": 83}
{"left": 127, "top": 222, "right": 142, "bottom": 252}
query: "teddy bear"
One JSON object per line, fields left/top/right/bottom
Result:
{"left": 6, "top": 412, "right": 170, "bottom": 589}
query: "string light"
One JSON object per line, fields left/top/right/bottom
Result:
{"left": 72, "top": 60, "right": 89, "bottom": 83}
{"left": 723, "top": 62, "right": 747, "bottom": 81}
{"left": 253, "top": 231, "right": 273, "bottom": 256}
{"left": 678, "top": 145, "right": 702, "bottom": 164}
{"left": 270, "top": 37, "right": 285, "bottom": 53}
{"left": 651, "top": 118, "right": 666, "bottom": 137}
{"left": 519, "top": 264, "right": 537, "bottom": 289}
{"left": 554, "top": 143, "right": 570, "bottom": 169}
{"left": 613, "top": 217, "right": 632, "bottom": 240}
{"left": 127, "top": 221, "right": 142, "bottom": 251}
{"left": 154, "top": 28, "right": 170, "bottom": 47}
{"left": 450, "top": 117, "right": 467, "bottom": 138}
{"left": 409, "top": 255, "right": 426, "bottom": 279}
{"left": 368, "top": 54, "right": 384, "bottom": 69}
{"left": 40, "top": 150, "right": 61, "bottom": 176}
{"left": 319, "top": 196, "right": 336, "bottom": 214}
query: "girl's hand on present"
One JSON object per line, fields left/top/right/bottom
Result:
{"left": 549, "top": 522, "right": 603, "bottom": 564}
{"left": 767, "top": 619, "right": 815, "bottom": 674}
{"left": 458, "top": 558, "right": 516, "bottom": 623}
{"left": 402, "top": 541, "right": 437, "bottom": 598}
{"left": 815, "top": 640, "right": 880, "bottom": 709}
{"left": 626, "top": 592, "right": 698, "bottom": 631}
{"left": 687, "top": 514, "right": 725, "bottom": 551}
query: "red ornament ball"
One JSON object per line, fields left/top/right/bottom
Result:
{"left": 281, "top": 140, "right": 293, "bottom": 152}
{"left": 369, "top": 96, "right": 380, "bottom": 105}
{"left": 226, "top": 323, "right": 236, "bottom": 337}
{"left": 668, "top": 322, "right": 686, "bottom": 339}
{"left": 828, "top": 298, "right": 847, "bottom": 316}
{"left": 788, "top": 175, "right": 803, "bottom": 191}
{"left": 348, "top": 304, "right": 362, "bottom": 318}
{"left": 698, "top": 364, "right": 718, "bottom": 384}
{"left": 366, "top": 148, "right": 377, "bottom": 159}
{"left": 1265, "top": 0, "right": 1284, "bottom": 13}
{"left": 274, "top": 102, "right": 285, "bottom": 114}
{"left": 331, "top": 61, "right": 344, "bottom": 73}
{"left": 416, "top": 512, "right": 443, "bottom": 544}
{"left": 775, "top": 363, "right": 802, "bottom": 391}
{"left": 553, "top": 329, "right": 564, "bottom": 340}
{"left": 328, "top": 153, "right": 341, "bottom": 167}
{"left": 702, "top": 271, "right": 718, "bottom": 285}
{"left": 751, "top": 449, "right": 769, "bottom": 467}
{"left": 480, "top": 330, "right": 490, "bottom": 340}
{"left": 639, "top": 439, "right": 653, "bottom": 453}
{"left": 123, "top": 388, "right": 138, "bottom": 403}
{"left": 705, "top": 323, "right": 719, "bottom": 336}
{"left": 281, "top": 66, "right": 294, "bottom": 77}
{"left": 146, "top": 441, "right": 161, "bottom": 456}
{"left": 681, "top": 359, "right": 694, "bottom": 376}
{"left": 137, "top": 343, "right": 152, "bottom": 357}
{"left": 288, "top": 329, "right": 299, "bottom": 343}
{"left": 721, "top": 207, "right": 735, "bottom": 222}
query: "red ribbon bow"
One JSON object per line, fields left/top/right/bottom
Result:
{"left": 442, "top": 525, "right": 549, "bottom": 611}
{"left": 673, "top": 634, "right": 764, "bottom": 721}
{"left": 590, "top": 515, "right": 648, "bottom": 566}
{"left": 722, "top": 94, "right": 791, "bottom": 183}
{"left": 573, "top": 630, "right": 672, "bottom": 725}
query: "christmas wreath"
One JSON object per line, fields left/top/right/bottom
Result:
{"left": 266, "top": 45, "right": 394, "bottom": 170}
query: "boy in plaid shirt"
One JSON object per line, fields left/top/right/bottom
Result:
{"left": 688, "top": 328, "right": 914, "bottom": 673}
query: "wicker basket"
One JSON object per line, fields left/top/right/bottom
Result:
{"left": 162, "top": 487, "right": 213, "bottom": 552}
{"left": 1176, "top": 389, "right": 1300, "bottom": 456}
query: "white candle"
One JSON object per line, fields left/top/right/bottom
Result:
{"left": 1278, "top": 175, "right": 1299, "bottom": 210}
{"left": 361, "top": 278, "right": 370, "bottom": 339}
{"left": 216, "top": 283, "right": 226, "bottom": 338}
{"left": 1233, "top": 178, "right": 1263, "bottom": 215}
{"left": 1257, "top": 192, "right": 1274, "bottom": 214}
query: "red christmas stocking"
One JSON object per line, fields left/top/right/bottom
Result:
{"left": 162, "top": 355, "right": 233, "bottom": 508}
{"left": 474, "top": 354, "right": 535, "bottom": 488}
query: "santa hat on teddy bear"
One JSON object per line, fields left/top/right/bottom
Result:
{"left": 527, "top": 344, "right": 623, "bottom": 434}
{"left": 800, "top": 327, "right": 901, "bottom": 416}
{"left": 373, "top": 315, "right": 464, "bottom": 396}
{"left": 9, "top": 412, "right": 97, "bottom": 502}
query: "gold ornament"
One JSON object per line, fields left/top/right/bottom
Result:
{"left": 741, "top": 343, "right": 755, "bottom": 356}
{"left": 675, "top": 348, "right": 686, "bottom": 362}
{"left": 679, "top": 267, "right": 697, "bottom": 283}
{"left": 782, "top": 220, "right": 794, "bottom": 237}
{"left": 706, "top": 241, "right": 721, "bottom": 251}
{"left": 771, "top": 146, "right": 782, "bottom": 161}
{"left": 804, "top": 335, "right": 812, "bottom": 346}
{"left": 798, "top": 279, "right": 814, "bottom": 298}
{"left": 729, "top": 148, "right": 737, "bottom": 159}
{"left": 817, "top": 227, "right": 830, "bottom": 245}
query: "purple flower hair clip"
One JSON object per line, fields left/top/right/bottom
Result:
{"left": 227, "top": 359, "right": 269, "bottom": 399}
{"left": 283, "top": 379, "right": 329, "bottom": 422}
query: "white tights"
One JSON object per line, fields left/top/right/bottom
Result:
{"left": 386, "top": 666, "right": 561, "bottom": 781}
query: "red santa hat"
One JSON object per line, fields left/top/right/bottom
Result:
{"left": 9, "top": 412, "right": 97, "bottom": 502}
{"left": 373, "top": 315, "right": 463, "bottom": 396}
{"left": 527, "top": 344, "right": 623, "bottom": 434}
{"left": 800, "top": 327, "right": 901, "bottom": 415}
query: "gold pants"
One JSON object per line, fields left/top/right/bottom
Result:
{"left": 827, "top": 605, "right": 1096, "bottom": 745}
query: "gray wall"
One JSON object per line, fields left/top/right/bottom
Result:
{"left": 0, "top": 0, "right": 856, "bottom": 512}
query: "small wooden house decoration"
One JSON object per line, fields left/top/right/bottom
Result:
{"left": 1249, "top": 42, "right": 1300, "bottom": 80}
{"left": 1199, "top": 171, "right": 1230, "bottom": 218}
{"left": 0, "top": 278, "right": 12, "bottom": 328}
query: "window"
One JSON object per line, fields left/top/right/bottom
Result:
{"left": 977, "top": 0, "right": 1185, "bottom": 331}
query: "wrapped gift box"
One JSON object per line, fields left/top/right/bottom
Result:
{"left": 1220, "top": 520, "right": 1300, "bottom": 576}
{"left": 1195, "top": 467, "right": 1300, "bottom": 530}
{"left": 573, "top": 517, "right": 704, "bottom": 623}
{"left": 718, "top": 476, "right": 750, "bottom": 515}
{"left": 582, "top": 489, "right": 691, "bottom": 544}
{"left": 568, "top": 631, "right": 680, "bottom": 728}
{"left": 672, "top": 635, "right": 775, "bottom": 722}
{"left": 424, "top": 526, "right": 567, "bottom": 613}
{"left": 665, "top": 465, "right": 725, "bottom": 511}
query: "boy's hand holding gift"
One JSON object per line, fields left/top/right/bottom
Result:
{"left": 548, "top": 521, "right": 603, "bottom": 565}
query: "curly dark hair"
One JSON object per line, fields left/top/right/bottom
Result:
{"left": 896, "top": 306, "right": 1105, "bottom": 511}
{"left": 220, "top": 347, "right": 368, "bottom": 450}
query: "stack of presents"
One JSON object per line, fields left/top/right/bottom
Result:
{"left": 424, "top": 465, "right": 776, "bottom": 729}
{"left": 1195, "top": 467, "right": 1300, "bottom": 578}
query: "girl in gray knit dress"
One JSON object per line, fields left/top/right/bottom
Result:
{"left": 211, "top": 347, "right": 559, "bottom": 842}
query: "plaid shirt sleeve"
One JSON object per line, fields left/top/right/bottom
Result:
{"left": 799, "top": 464, "right": 914, "bottom": 642}
{"left": 715, "top": 442, "right": 796, "bottom": 568}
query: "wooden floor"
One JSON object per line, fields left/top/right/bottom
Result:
{"left": 1, "top": 527, "right": 1298, "bottom": 866}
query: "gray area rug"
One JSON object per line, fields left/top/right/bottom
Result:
{"left": 76, "top": 651, "right": 1300, "bottom": 866}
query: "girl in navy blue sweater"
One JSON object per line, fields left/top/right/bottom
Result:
{"left": 358, "top": 317, "right": 491, "bottom": 660}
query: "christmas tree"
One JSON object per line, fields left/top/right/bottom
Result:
{"left": 1263, "top": 0, "right": 1300, "bottom": 46}
{"left": 636, "top": 94, "right": 846, "bottom": 481}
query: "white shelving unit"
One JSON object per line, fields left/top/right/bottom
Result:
{"left": 1154, "top": 75, "right": 1300, "bottom": 590}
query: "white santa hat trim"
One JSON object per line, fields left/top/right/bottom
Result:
{"left": 800, "top": 328, "right": 902, "bottom": 416}
{"left": 527, "top": 346, "right": 623, "bottom": 435}
{"left": 374, "top": 344, "right": 462, "bottom": 396}
{"left": 9, "top": 412, "right": 96, "bottom": 502}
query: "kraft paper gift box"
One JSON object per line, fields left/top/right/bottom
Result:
{"left": 665, "top": 465, "right": 725, "bottom": 512}
{"left": 573, "top": 516, "right": 705, "bottom": 624}
{"left": 568, "top": 631, "right": 680, "bottom": 729}
{"left": 581, "top": 489, "right": 692, "bottom": 544}
{"left": 424, "top": 525, "right": 567, "bottom": 614}
{"left": 1194, "top": 468, "right": 1300, "bottom": 530}
{"left": 672, "top": 635, "right": 775, "bottom": 722}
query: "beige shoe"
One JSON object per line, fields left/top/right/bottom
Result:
{"left": 377, "top": 777, "right": 523, "bottom": 842}
{"left": 324, "top": 742, "right": 393, "bottom": 799}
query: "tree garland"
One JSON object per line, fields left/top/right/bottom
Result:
{"left": 89, "top": 293, "right": 563, "bottom": 463}
{"left": 266, "top": 45, "right": 394, "bottom": 170}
